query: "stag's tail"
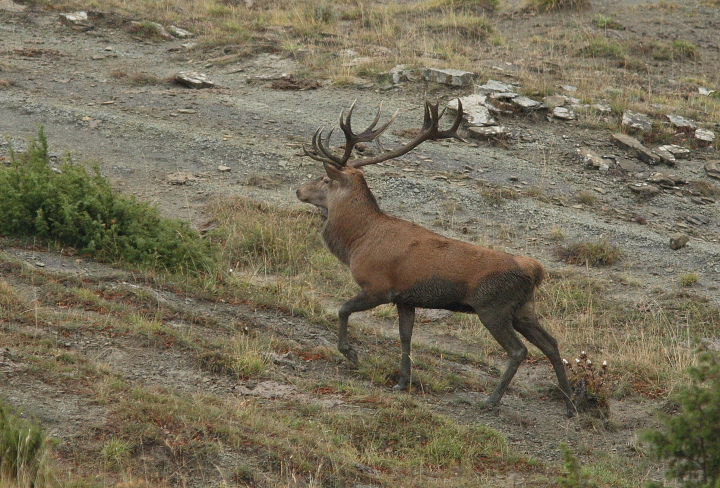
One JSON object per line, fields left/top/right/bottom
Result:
{"left": 515, "top": 256, "right": 545, "bottom": 288}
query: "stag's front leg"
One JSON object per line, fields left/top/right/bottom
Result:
{"left": 337, "top": 291, "right": 387, "bottom": 365}
{"left": 394, "top": 304, "right": 415, "bottom": 391}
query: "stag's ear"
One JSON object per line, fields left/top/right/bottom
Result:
{"left": 323, "top": 162, "right": 346, "bottom": 181}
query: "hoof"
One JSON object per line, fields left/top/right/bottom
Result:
{"left": 339, "top": 345, "right": 359, "bottom": 365}
{"left": 481, "top": 399, "right": 501, "bottom": 412}
{"left": 393, "top": 380, "right": 409, "bottom": 391}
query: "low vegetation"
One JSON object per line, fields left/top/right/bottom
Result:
{"left": 643, "top": 351, "right": 720, "bottom": 488}
{"left": 0, "top": 128, "right": 217, "bottom": 274}
{"left": 554, "top": 240, "right": 623, "bottom": 267}
{"left": 0, "top": 402, "right": 55, "bottom": 488}
{"left": 524, "top": 0, "right": 591, "bottom": 11}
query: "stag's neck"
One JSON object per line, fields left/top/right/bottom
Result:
{"left": 322, "top": 186, "right": 384, "bottom": 265}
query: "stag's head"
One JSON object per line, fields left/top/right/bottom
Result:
{"left": 296, "top": 99, "right": 463, "bottom": 215}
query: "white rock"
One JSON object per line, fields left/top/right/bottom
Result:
{"left": 59, "top": 11, "right": 88, "bottom": 23}
{"left": 552, "top": 107, "right": 576, "bottom": 120}
{"left": 622, "top": 111, "right": 653, "bottom": 132}
{"left": 422, "top": 68, "right": 475, "bottom": 86}
{"left": 478, "top": 79, "right": 517, "bottom": 94}
{"left": 666, "top": 114, "right": 697, "bottom": 131}
{"left": 695, "top": 128, "right": 716, "bottom": 144}
{"left": 448, "top": 95, "right": 496, "bottom": 126}
{"left": 168, "top": 25, "right": 194, "bottom": 38}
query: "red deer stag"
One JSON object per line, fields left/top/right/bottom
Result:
{"left": 296, "top": 100, "right": 574, "bottom": 416}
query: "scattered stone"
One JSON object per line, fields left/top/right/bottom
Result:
{"left": 705, "top": 161, "right": 720, "bottom": 180}
{"left": 129, "top": 21, "right": 173, "bottom": 40}
{"left": 629, "top": 183, "right": 660, "bottom": 197}
{"left": 695, "top": 128, "right": 716, "bottom": 145}
{"left": 658, "top": 144, "right": 690, "bottom": 160}
{"left": 466, "top": 125, "right": 510, "bottom": 140}
{"left": 647, "top": 172, "right": 685, "bottom": 189}
{"left": 543, "top": 95, "right": 568, "bottom": 108}
{"left": 148, "top": 22, "right": 173, "bottom": 39}
{"left": 422, "top": 68, "right": 475, "bottom": 86}
{"left": 669, "top": 234, "right": 690, "bottom": 250}
{"left": 561, "top": 84, "right": 578, "bottom": 92}
{"left": 59, "top": 11, "right": 92, "bottom": 30}
{"left": 653, "top": 146, "right": 676, "bottom": 166}
{"left": 590, "top": 102, "right": 612, "bottom": 113}
{"left": 271, "top": 76, "right": 320, "bottom": 91}
{"left": 621, "top": 111, "right": 653, "bottom": 132}
{"left": 490, "top": 91, "right": 519, "bottom": 101}
{"left": 34, "top": 261, "right": 45, "bottom": 268}
{"left": 173, "top": 71, "right": 215, "bottom": 89}
{"left": 666, "top": 114, "right": 697, "bottom": 132}
{"left": 682, "top": 213, "right": 710, "bottom": 225}
{"left": 59, "top": 11, "right": 88, "bottom": 24}
{"left": 612, "top": 133, "right": 660, "bottom": 165}
{"left": 578, "top": 148, "right": 611, "bottom": 171}
{"left": 166, "top": 171, "right": 197, "bottom": 185}
{"left": 478, "top": 79, "right": 516, "bottom": 94}
{"left": 512, "top": 96, "right": 543, "bottom": 111}
{"left": 552, "top": 107, "right": 576, "bottom": 120}
{"left": 388, "top": 64, "right": 419, "bottom": 84}
{"left": 217, "top": 165, "right": 231, "bottom": 173}
{"left": 447, "top": 95, "right": 496, "bottom": 126}
{"left": 167, "top": 25, "right": 194, "bottom": 38}
{"left": 698, "top": 87, "right": 716, "bottom": 96}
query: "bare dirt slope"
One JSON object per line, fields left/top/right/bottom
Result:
{"left": 1, "top": 1, "right": 719, "bottom": 486}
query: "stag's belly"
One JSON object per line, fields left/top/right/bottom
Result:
{"left": 393, "top": 278, "right": 475, "bottom": 313}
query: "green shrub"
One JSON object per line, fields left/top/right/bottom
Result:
{"left": 0, "top": 402, "right": 55, "bottom": 487}
{"left": 642, "top": 351, "right": 720, "bottom": 488}
{"left": 0, "top": 127, "right": 217, "bottom": 273}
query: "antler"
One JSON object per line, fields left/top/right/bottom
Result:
{"left": 303, "top": 100, "right": 399, "bottom": 167}
{"left": 349, "top": 99, "right": 463, "bottom": 168}
{"left": 303, "top": 99, "right": 463, "bottom": 168}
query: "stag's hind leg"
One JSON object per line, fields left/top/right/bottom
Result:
{"left": 337, "top": 291, "right": 389, "bottom": 365}
{"left": 512, "top": 302, "right": 575, "bottom": 417}
{"left": 476, "top": 308, "right": 528, "bottom": 408}
{"left": 394, "top": 304, "right": 415, "bottom": 391}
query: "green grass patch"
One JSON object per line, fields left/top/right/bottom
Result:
{"left": 0, "top": 402, "right": 56, "bottom": 488}
{"left": 0, "top": 128, "right": 217, "bottom": 274}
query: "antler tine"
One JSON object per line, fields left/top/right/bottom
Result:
{"left": 339, "top": 100, "right": 358, "bottom": 134}
{"left": 349, "top": 98, "right": 464, "bottom": 169}
{"left": 303, "top": 127, "right": 343, "bottom": 166}
{"left": 436, "top": 99, "right": 463, "bottom": 139}
{"left": 318, "top": 128, "right": 341, "bottom": 162}
{"left": 332, "top": 101, "right": 398, "bottom": 165}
